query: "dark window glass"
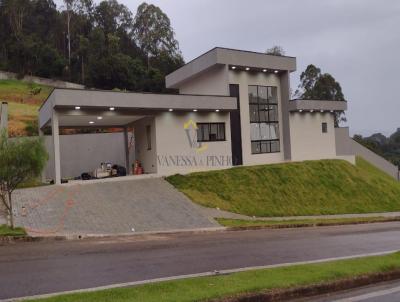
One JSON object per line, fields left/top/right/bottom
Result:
{"left": 197, "top": 123, "right": 226, "bottom": 142}
{"left": 146, "top": 125, "right": 152, "bottom": 150}
{"left": 322, "top": 122, "right": 328, "bottom": 133}
{"left": 248, "top": 85, "right": 280, "bottom": 154}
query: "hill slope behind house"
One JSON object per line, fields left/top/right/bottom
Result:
{"left": 0, "top": 80, "right": 53, "bottom": 137}
{"left": 167, "top": 157, "right": 400, "bottom": 217}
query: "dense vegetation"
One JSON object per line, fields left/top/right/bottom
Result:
{"left": 0, "top": 0, "right": 184, "bottom": 92}
{"left": 0, "top": 80, "right": 52, "bottom": 136}
{"left": 167, "top": 157, "right": 400, "bottom": 217}
{"left": 354, "top": 129, "right": 400, "bottom": 166}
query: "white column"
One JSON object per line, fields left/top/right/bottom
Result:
{"left": 123, "top": 127, "right": 131, "bottom": 174}
{"left": 39, "top": 128, "right": 47, "bottom": 183}
{"left": 51, "top": 110, "right": 61, "bottom": 185}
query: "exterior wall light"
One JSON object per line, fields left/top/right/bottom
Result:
{"left": 75, "top": 106, "right": 81, "bottom": 110}
{"left": 299, "top": 109, "right": 303, "bottom": 113}
{"left": 274, "top": 70, "right": 279, "bottom": 74}
{"left": 109, "top": 107, "right": 115, "bottom": 111}
{"left": 320, "top": 110, "right": 324, "bottom": 113}
{"left": 193, "top": 109, "right": 198, "bottom": 112}
{"left": 245, "top": 67, "right": 250, "bottom": 71}
{"left": 231, "top": 66, "right": 236, "bottom": 70}
{"left": 310, "top": 110, "right": 314, "bottom": 113}
{"left": 89, "top": 121, "right": 94, "bottom": 124}
{"left": 97, "top": 116, "right": 103, "bottom": 120}
{"left": 263, "top": 69, "right": 267, "bottom": 72}
{"left": 215, "top": 109, "right": 220, "bottom": 112}
{"left": 330, "top": 110, "right": 334, "bottom": 113}
{"left": 169, "top": 108, "right": 173, "bottom": 112}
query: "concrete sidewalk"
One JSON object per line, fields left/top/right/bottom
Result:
{"left": 199, "top": 206, "right": 400, "bottom": 221}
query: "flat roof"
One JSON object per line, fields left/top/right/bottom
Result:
{"left": 166, "top": 47, "right": 297, "bottom": 89}
{"left": 39, "top": 88, "right": 237, "bottom": 129}
{"left": 288, "top": 99, "right": 348, "bottom": 112}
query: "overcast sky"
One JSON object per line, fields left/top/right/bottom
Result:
{"left": 57, "top": 0, "right": 400, "bottom": 136}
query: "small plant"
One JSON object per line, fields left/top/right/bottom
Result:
{"left": 0, "top": 131, "right": 48, "bottom": 228}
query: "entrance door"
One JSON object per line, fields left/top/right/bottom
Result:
{"left": 229, "top": 84, "right": 243, "bottom": 166}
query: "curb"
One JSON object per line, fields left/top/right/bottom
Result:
{"left": 2, "top": 218, "right": 400, "bottom": 245}
{"left": 216, "top": 270, "right": 400, "bottom": 302}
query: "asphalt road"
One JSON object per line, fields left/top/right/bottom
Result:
{"left": 1, "top": 222, "right": 400, "bottom": 300}
{"left": 294, "top": 279, "right": 400, "bottom": 301}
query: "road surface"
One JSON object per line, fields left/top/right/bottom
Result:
{"left": 1, "top": 222, "right": 400, "bottom": 300}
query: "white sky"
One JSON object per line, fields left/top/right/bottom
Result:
{"left": 55, "top": 0, "right": 400, "bottom": 136}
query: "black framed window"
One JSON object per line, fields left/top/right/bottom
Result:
{"left": 249, "top": 85, "right": 280, "bottom": 154}
{"left": 322, "top": 122, "right": 328, "bottom": 133}
{"left": 197, "top": 123, "right": 226, "bottom": 142}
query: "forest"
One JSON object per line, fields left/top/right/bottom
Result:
{"left": 0, "top": 0, "right": 184, "bottom": 92}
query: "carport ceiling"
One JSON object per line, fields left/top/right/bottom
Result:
{"left": 58, "top": 114, "right": 145, "bottom": 127}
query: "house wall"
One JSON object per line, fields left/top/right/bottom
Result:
{"left": 155, "top": 111, "right": 232, "bottom": 175}
{"left": 228, "top": 70, "right": 286, "bottom": 165}
{"left": 178, "top": 65, "right": 229, "bottom": 96}
{"left": 44, "top": 132, "right": 133, "bottom": 180}
{"left": 289, "top": 112, "right": 337, "bottom": 161}
{"left": 132, "top": 116, "right": 157, "bottom": 174}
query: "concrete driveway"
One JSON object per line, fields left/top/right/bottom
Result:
{"left": 12, "top": 177, "right": 218, "bottom": 236}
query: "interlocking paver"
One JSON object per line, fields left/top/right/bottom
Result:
{"left": 13, "top": 178, "right": 218, "bottom": 236}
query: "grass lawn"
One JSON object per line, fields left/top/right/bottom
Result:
{"left": 0, "top": 79, "right": 53, "bottom": 136}
{"left": 28, "top": 252, "right": 400, "bottom": 302}
{"left": 217, "top": 216, "right": 400, "bottom": 228}
{"left": 0, "top": 224, "right": 26, "bottom": 237}
{"left": 167, "top": 157, "right": 400, "bottom": 217}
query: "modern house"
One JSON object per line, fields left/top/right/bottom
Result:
{"left": 40, "top": 47, "right": 357, "bottom": 184}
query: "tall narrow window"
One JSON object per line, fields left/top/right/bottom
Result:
{"left": 146, "top": 125, "right": 152, "bottom": 150}
{"left": 249, "top": 85, "right": 280, "bottom": 154}
{"left": 322, "top": 122, "right": 328, "bottom": 133}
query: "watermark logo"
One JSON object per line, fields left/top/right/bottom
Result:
{"left": 183, "top": 119, "right": 208, "bottom": 153}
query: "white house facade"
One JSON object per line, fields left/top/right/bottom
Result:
{"left": 39, "top": 47, "right": 355, "bottom": 184}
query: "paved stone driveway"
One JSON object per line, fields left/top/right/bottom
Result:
{"left": 13, "top": 178, "right": 218, "bottom": 236}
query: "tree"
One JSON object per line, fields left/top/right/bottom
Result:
{"left": 0, "top": 132, "right": 48, "bottom": 228}
{"left": 266, "top": 45, "right": 285, "bottom": 56}
{"left": 296, "top": 64, "right": 346, "bottom": 126}
{"left": 133, "top": 2, "right": 182, "bottom": 69}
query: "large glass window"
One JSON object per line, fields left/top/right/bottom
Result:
{"left": 248, "top": 85, "right": 280, "bottom": 154}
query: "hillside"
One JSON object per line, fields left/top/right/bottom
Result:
{"left": 0, "top": 80, "right": 53, "bottom": 137}
{"left": 167, "top": 157, "right": 400, "bottom": 217}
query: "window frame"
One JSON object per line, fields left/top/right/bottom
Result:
{"left": 248, "top": 85, "right": 280, "bottom": 154}
{"left": 197, "top": 122, "right": 226, "bottom": 142}
{"left": 146, "top": 125, "right": 152, "bottom": 150}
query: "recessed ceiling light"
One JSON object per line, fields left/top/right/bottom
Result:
{"left": 274, "top": 70, "right": 279, "bottom": 74}
{"left": 231, "top": 66, "right": 236, "bottom": 70}
{"left": 89, "top": 121, "right": 94, "bottom": 124}
{"left": 169, "top": 108, "right": 173, "bottom": 112}
{"left": 245, "top": 67, "right": 250, "bottom": 71}
{"left": 299, "top": 109, "right": 303, "bottom": 113}
{"left": 215, "top": 109, "right": 220, "bottom": 112}
{"left": 109, "top": 107, "right": 115, "bottom": 111}
{"left": 330, "top": 110, "right": 334, "bottom": 113}
{"left": 75, "top": 106, "right": 81, "bottom": 110}
{"left": 320, "top": 110, "right": 324, "bottom": 113}
{"left": 310, "top": 110, "right": 314, "bottom": 113}
{"left": 193, "top": 109, "right": 198, "bottom": 112}
{"left": 263, "top": 69, "right": 267, "bottom": 72}
{"left": 97, "top": 116, "right": 103, "bottom": 120}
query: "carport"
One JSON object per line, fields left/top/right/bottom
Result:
{"left": 39, "top": 88, "right": 236, "bottom": 184}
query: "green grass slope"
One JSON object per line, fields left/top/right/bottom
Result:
{"left": 167, "top": 157, "right": 400, "bottom": 217}
{"left": 0, "top": 80, "right": 53, "bottom": 137}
